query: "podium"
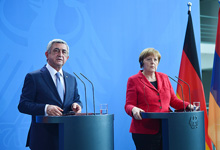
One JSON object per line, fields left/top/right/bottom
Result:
{"left": 36, "top": 114, "right": 114, "bottom": 150}
{"left": 141, "top": 111, "right": 205, "bottom": 150}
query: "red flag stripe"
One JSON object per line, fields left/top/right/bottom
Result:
{"left": 177, "top": 51, "right": 212, "bottom": 149}
{"left": 177, "top": 11, "right": 213, "bottom": 150}
{"left": 208, "top": 7, "right": 220, "bottom": 150}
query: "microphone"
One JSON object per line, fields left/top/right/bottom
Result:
{"left": 175, "top": 76, "right": 192, "bottom": 112}
{"left": 73, "top": 72, "right": 88, "bottom": 115}
{"left": 168, "top": 76, "right": 185, "bottom": 112}
{"left": 80, "top": 73, "right": 96, "bottom": 115}
{"left": 144, "top": 84, "right": 149, "bottom": 112}
{"left": 140, "top": 79, "right": 149, "bottom": 112}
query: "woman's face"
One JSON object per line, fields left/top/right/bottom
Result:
{"left": 143, "top": 55, "right": 159, "bottom": 73}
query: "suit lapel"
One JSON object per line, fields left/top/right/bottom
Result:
{"left": 138, "top": 71, "right": 157, "bottom": 91}
{"left": 40, "top": 66, "right": 63, "bottom": 104}
{"left": 155, "top": 72, "right": 162, "bottom": 92}
{"left": 63, "top": 71, "right": 69, "bottom": 104}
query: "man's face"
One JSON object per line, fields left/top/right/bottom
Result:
{"left": 45, "top": 43, "right": 69, "bottom": 71}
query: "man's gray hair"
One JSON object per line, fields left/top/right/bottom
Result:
{"left": 46, "top": 39, "right": 69, "bottom": 56}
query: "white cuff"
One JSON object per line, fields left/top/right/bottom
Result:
{"left": 45, "top": 104, "right": 49, "bottom": 116}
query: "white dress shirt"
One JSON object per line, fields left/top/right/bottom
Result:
{"left": 46, "top": 63, "right": 65, "bottom": 92}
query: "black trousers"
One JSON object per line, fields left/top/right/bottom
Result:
{"left": 132, "top": 132, "right": 162, "bottom": 150}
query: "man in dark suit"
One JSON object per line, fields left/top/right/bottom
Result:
{"left": 18, "top": 39, "right": 82, "bottom": 150}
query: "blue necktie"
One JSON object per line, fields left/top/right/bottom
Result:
{"left": 56, "top": 72, "right": 64, "bottom": 102}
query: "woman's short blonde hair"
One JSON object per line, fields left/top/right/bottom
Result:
{"left": 139, "top": 48, "right": 161, "bottom": 68}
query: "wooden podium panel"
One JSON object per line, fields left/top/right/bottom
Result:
{"left": 36, "top": 114, "right": 114, "bottom": 150}
{"left": 141, "top": 111, "right": 205, "bottom": 150}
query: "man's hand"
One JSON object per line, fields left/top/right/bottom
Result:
{"left": 47, "top": 105, "right": 63, "bottom": 116}
{"left": 132, "top": 107, "right": 145, "bottom": 120}
{"left": 72, "top": 103, "right": 82, "bottom": 113}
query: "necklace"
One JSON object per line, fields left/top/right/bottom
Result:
{"left": 142, "top": 71, "right": 156, "bottom": 82}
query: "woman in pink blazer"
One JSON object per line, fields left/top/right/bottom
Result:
{"left": 125, "top": 48, "right": 193, "bottom": 150}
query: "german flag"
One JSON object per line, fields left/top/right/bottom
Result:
{"left": 208, "top": 7, "right": 220, "bottom": 150}
{"left": 176, "top": 10, "right": 213, "bottom": 150}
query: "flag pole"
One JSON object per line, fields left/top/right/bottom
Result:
{"left": 188, "top": 2, "right": 192, "bottom": 14}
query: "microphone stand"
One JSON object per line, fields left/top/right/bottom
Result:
{"left": 80, "top": 73, "right": 96, "bottom": 115}
{"left": 168, "top": 76, "right": 185, "bottom": 112}
{"left": 175, "top": 76, "right": 192, "bottom": 112}
{"left": 73, "top": 72, "right": 88, "bottom": 115}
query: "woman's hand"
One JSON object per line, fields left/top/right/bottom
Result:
{"left": 187, "top": 104, "right": 200, "bottom": 111}
{"left": 132, "top": 107, "right": 145, "bottom": 120}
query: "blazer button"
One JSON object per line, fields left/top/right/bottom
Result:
{"left": 160, "top": 106, "right": 162, "bottom": 109}
{"left": 158, "top": 100, "right": 161, "bottom": 102}
{"left": 157, "top": 93, "right": 160, "bottom": 96}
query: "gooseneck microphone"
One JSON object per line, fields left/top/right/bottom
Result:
{"left": 175, "top": 76, "right": 191, "bottom": 112}
{"left": 80, "top": 73, "right": 96, "bottom": 115}
{"left": 73, "top": 72, "right": 88, "bottom": 115}
{"left": 168, "top": 76, "right": 185, "bottom": 112}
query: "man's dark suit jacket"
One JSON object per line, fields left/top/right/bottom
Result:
{"left": 18, "top": 66, "right": 82, "bottom": 150}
